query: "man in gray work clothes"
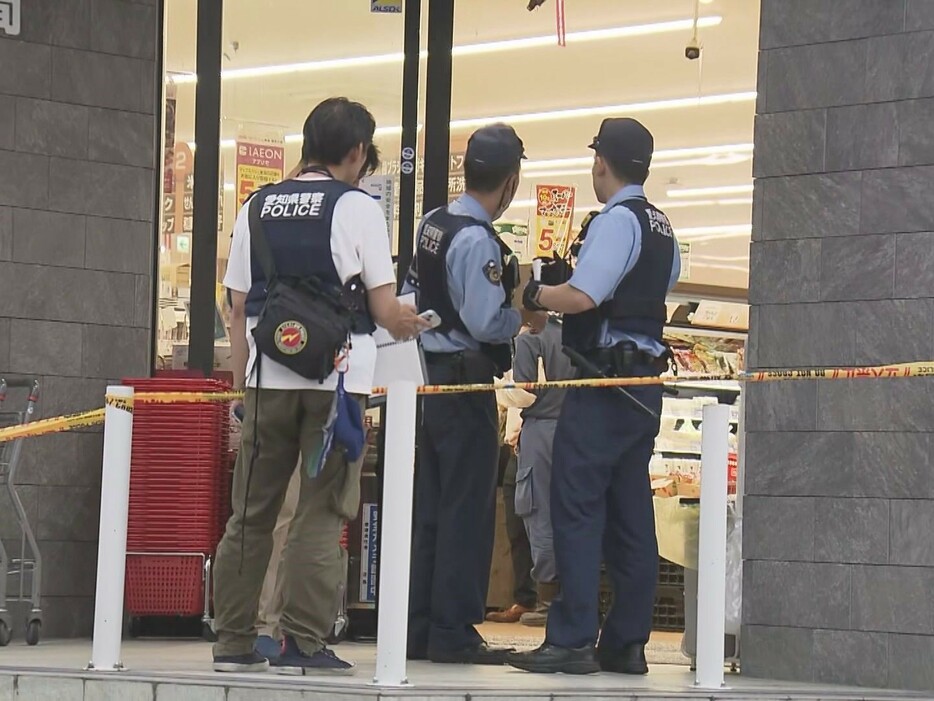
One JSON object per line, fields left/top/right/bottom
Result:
{"left": 513, "top": 314, "right": 575, "bottom": 626}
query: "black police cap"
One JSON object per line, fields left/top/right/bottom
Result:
{"left": 588, "top": 118, "right": 654, "bottom": 172}
{"left": 465, "top": 124, "right": 526, "bottom": 169}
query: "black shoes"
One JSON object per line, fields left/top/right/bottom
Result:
{"left": 597, "top": 643, "right": 649, "bottom": 675}
{"left": 428, "top": 641, "right": 515, "bottom": 665}
{"left": 506, "top": 643, "right": 601, "bottom": 675}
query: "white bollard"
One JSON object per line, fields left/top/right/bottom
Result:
{"left": 372, "top": 381, "right": 418, "bottom": 686}
{"left": 88, "top": 385, "right": 134, "bottom": 672}
{"left": 695, "top": 403, "right": 730, "bottom": 689}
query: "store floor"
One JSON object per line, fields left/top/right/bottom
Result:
{"left": 0, "top": 638, "right": 924, "bottom": 701}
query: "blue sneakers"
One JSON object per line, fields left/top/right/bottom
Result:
{"left": 254, "top": 635, "right": 282, "bottom": 662}
{"left": 271, "top": 635, "right": 355, "bottom": 675}
{"left": 213, "top": 650, "right": 270, "bottom": 673}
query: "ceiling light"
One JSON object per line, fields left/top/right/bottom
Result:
{"left": 655, "top": 197, "right": 753, "bottom": 209}
{"left": 667, "top": 184, "right": 754, "bottom": 198}
{"left": 167, "top": 16, "right": 723, "bottom": 84}
{"left": 677, "top": 224, "right": 752, "bottom": 242}
{"left": 521, "top": 143, "right": 754, "bottom": 173}
{"left": 450, "top": 91, "right": 756, "bottom": 130}
{"left": 208, "top": 99, "right": 754, "bottom": 151}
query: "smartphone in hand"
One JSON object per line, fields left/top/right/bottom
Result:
{"left": 418, "top": 309, "right": 442, "bottom": 331}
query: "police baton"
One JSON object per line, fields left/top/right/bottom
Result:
{"left": 562, "top": 347, "right": 660, "bottom": 420}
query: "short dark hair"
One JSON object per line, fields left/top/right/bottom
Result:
{"left": 602, "top": 154, "right": 649, "bottom": 185}
{"left": 464, "top": 160, "right": 520, "bottom": 193}
{"left": 301, "top": 97, "right": 376, "bottom": 166}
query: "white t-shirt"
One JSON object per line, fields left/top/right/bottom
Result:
{"left": 223, "top": 173, "right": 395, "bottom": 395}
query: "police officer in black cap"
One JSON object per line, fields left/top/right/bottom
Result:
{"left": 508, "top": 117, "right": 681, "bottom": 675}
{"left": 404, "top": 123, "right": 545, "bottom": 665}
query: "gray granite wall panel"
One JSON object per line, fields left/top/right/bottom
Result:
{"left": 895, "top": 231, "right": 934, "bottom": 298}
{"left": 0, "top": 0, "right": 158, "bottom": 639}
{"left": 745, "top": 431, "right": 855, "bottom": 497}
{"left": 756, "top": 302, "right": 855, "bottom": 368}
{"left": 765, "top": 41, "right": 867, "bottom": 112}
{"left": 759, "top": 0, "right": 904, "bottom": 50}
{"left": 12, "top": 209, "right": 86, "bottom": 268}
{"left": 819, "top": 234, "right": 895, "bottom": 302}
{"left": 750, "top": 3, "right": 934, "bottom": 689}
{"left": 753, "top": 110, "right": 826, "bottom": 177}
{"left": 861, "top": 166, "right": 934, "bottom": 234}
{"left": 748, "top": 239, "right": 820, "bottom": 304}
{"left": 744, "top": 560, "right": 851, "bottom": 629}
{"left": 813, "top": 498, "right": 889, "bottom": 565}
{"left": 757, "top": 172, "right": 861, "bottom": 241}
{"left": 853, "top": 298, "right": 934, "bottom": 364}
{"left": 14, "top": 98, "right": 89, "bottom": 159}
{"left": 0, "top": 206, "right": 13, "bottom": 260}
{"left": 825, "top": 103, "right": 899, "bottom": 172}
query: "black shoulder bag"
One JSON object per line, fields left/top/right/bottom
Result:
{"left": 248, "top": 194, "right": 355, "bottom": 382}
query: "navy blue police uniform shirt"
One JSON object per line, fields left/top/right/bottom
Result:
{"left": 403, "top": 194, "right": 521, "bottom": 353}
{"left": 568, "top": 184, "right": 681, "bottom": 356}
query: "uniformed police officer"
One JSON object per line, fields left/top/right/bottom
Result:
{"left": 404, "top": 124, "right": 544, "bottom": 665}
{"left": 508, "top": 118, "right": 681, "bottom": 675}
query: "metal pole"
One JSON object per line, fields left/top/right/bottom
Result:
{"left": 88, "top": 386, "right": 134, "bottom": 672}
{"left": 372, "top": 381, "right": 418, "bottom": 687}
{"left": 695, "top": 403, "right": 729, "bottom": 689}
{"left": 395, "top": 0, "right": 422, "bottom": 292}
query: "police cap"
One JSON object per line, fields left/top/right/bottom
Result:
{"left": 588, "top": 118, "right": 654, "bottom": 175}
{"left": 465, "top": 124, "right": 526, "bottom": 169}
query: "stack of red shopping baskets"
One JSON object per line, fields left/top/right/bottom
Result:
{"left": 122, "top": 377, "right": 234, "bottom": 627}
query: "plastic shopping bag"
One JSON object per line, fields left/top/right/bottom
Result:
{"left": 724, "top": 512, "right": 743, "bottom": 636}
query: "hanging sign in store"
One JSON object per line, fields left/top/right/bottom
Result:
{"left": 533, "top": 184, "right": 576, "bottom": 258}
{"left": 235, "top": 128, "right": 285, "bottom": 208}
{"left": 371, "top": 0, "right": 402, "bottom": 12}
{"left": 0, "top": 0, "right": 21, "bottom": 36}
{"left": 359, "top": 174, "right": 395, "bottom": 242}
{"left": 495, "top": 222, "right": 531, "bottom": 265}
{"left": 679, "top": 241, "right": 691, "bottom": 281}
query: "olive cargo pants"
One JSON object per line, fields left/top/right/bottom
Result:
{"left": 213, "top": 387, "right": 366, "bottom": 657}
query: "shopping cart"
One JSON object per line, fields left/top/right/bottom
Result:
{"left": 0, "top": 378, "right": 43, "bottom": 647}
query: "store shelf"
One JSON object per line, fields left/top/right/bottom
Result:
{"left": 668, "top": 380, "right": 742, "bottom": 393}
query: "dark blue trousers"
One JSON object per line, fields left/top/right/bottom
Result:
{"left": 545, "top": 378, "right": 662, "bottom": 651}
{"left": 408, "top": 361, "right": 499, "bottom": 654}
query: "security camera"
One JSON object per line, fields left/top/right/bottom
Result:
{"left": 685, "top": 39, "right": 701, "bottom": 60}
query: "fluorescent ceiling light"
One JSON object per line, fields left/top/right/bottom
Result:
{"left": 450, "top": 91, "right": 756, "bottom": 130}
{"left": 667, "top": 183, "right": 754, "bottom": 198}
{"left": 168, "top": 16, "right": 722, "bottom": 84}
{"left": 677, "top": 224, "right": 752, "bottom": 242}
{"left": 523, "top": 155, "right": 752, "bottom": 179}
{"left": 522, "top": 143, "right": 754, "bottom": 172}
{"left": 655, "top": 197, "right": 753, "bottom": 209}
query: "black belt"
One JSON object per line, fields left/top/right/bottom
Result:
{"left": 582, "top": 343, "right": 669, "bottom": 376}
{"left": 424, "top": 351, "right": 464, "bottom": 367}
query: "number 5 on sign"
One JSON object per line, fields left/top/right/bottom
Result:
{"left": 537, "top": 228, "right": 554, "bottom": 255}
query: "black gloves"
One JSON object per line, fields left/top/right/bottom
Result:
{"left": 523, "top": 280, "right": 546, "bottom": 311}
{"left": 537, "top": 253, "right": 572, "bottom": 286}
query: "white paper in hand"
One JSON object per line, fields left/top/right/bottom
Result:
{"left": 372, "top": 293, "right": 427, "bottom": 389}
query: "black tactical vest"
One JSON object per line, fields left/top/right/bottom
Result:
{"left": 244, "top": 177, "right": 373, "bottom": 334}
{"left": 563, "top": 197, "right": 674, "bottom": 353}
{"left": 408, "top": 207, "right": 516, "bottom": 372}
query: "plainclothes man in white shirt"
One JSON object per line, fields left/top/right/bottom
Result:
{"left": 252, "top": 144, "right": 382, "bottom": 663}
{"left": 213, "top": 98, "right": 426, "bottom": 675}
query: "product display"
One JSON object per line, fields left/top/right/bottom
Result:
{"left": 651, "top": 329, "right": 744, "bottom": 500}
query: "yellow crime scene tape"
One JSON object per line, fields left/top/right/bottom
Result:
{"left": 1, "top": 360, "right": 933, "bottom": 444}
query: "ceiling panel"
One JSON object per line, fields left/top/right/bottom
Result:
{"left": 164, "top": 0, "right": 760, "bottom": 291}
